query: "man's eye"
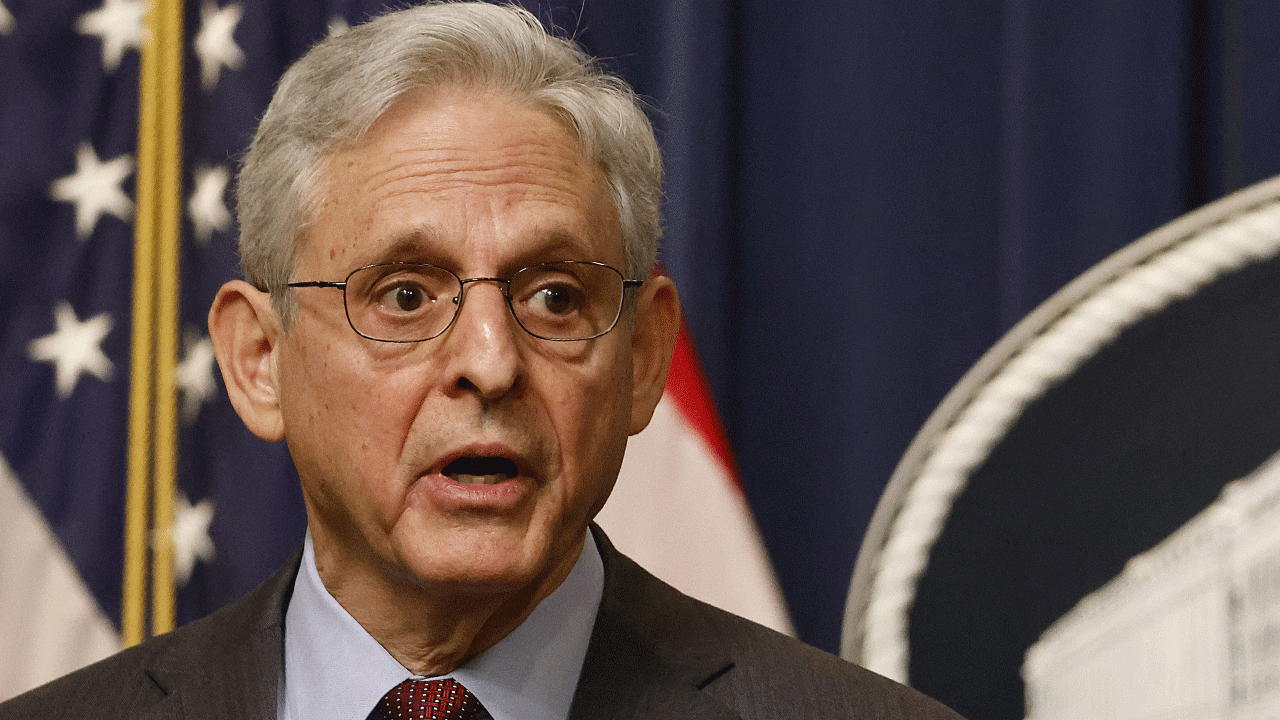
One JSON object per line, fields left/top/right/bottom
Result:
{"left": 532, "top": 284, "right": 582, "bottom": 315}
{"left": 378, "top": 283, "right": 428, "bottom": 312}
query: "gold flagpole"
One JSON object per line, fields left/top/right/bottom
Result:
{"left": 150, "top": 0, "right": 185, "bottom": 637}
{"left": 124, "top": 0, "right": 185, "bottom": 645}
{"left": 123, "top": 0, "right": 163, "bottom": 649}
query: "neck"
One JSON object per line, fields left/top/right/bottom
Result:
{"left": 311, "top": 535, "right": 585, "bottom": 675}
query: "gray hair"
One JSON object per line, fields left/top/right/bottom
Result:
{"left": 236, "top": 1, "right": 663, "bottom": 323}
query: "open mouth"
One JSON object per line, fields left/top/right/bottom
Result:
{"left": 442, "top": 456, "right": 519, "bottom": 485}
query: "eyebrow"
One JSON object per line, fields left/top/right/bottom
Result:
{"left": 361, "top": 233, "right": 440, "bottom": 267}
{"left": 359, "top": 228, "right": 602, "bottom": 272}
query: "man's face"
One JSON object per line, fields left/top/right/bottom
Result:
{"left": 276, "top": 86, "right": 634, "bottom": 601}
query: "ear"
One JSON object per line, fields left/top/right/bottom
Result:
{"left": 629, "top": 274, "right": 681, "bottom": 434}
{"left": 207, "top": 280, "right": 286, "bottom": 442}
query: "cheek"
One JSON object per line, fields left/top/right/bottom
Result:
{"left": 541, "top": 348, "right": 633, "bottom": 510}
{"left": 279, "top": 334, "right": 428, "bottom": 506}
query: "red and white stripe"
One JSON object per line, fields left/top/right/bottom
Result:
{"left": 597, "top": 323, "right": 794, "bottom": 635}
{"left": 0, "top": 455, "right": 119, "bottom": 701}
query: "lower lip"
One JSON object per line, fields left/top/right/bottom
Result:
{"left": 408, "top": 472, "right": 532, "bottom": 512}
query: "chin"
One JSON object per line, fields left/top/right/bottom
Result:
{"left": 393, "top": 524, "right": 557, "bottom": 595}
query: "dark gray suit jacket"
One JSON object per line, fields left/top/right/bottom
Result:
{"left": 0, "top": 528, "right": 962, "bottom": 719}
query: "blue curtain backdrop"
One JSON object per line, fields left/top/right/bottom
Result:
{"left": 557, "top": 0, "right": 1280, "bottom": 657}
{"left": 7, "top": 0, "right": 1280, "bottom": 698}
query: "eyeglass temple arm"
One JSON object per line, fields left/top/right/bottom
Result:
{"left": 285, "top": 281, "right": 347, "bottom": 289}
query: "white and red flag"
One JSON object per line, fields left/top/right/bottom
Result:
{"left": 597, "top": 322, "right": 794, "bottom": 635}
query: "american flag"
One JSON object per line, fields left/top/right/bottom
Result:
{"left": 0, "top": 0, "right": 788, "bottom": 700}
{"left": 0, "top": 0, "right": 315, "bottom": 696}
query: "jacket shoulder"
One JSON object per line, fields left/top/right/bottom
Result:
{"left": 696, "top": 601, "right": 964, "bottom": 719}
{"left": 595, "top": 532, "right": 964, "bottom": 720}
{"left": 0, "top": 637, "right": 172, "bottom": 719}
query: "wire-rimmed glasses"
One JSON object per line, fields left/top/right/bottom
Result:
{"left": 286, "top": 261, "right": 643, "bottom": 342}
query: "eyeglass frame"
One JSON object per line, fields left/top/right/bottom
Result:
{"left": 285, "top": 260, "right": 645, "bottom": 343}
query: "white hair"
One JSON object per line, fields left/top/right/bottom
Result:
{"left": 236, "top": 1, "right": 663, "bottom": 322}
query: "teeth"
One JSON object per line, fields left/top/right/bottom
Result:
{"left": 450, "top": 473, "right": 512, "bottom": 485}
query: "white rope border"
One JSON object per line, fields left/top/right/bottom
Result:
{"left": 860, "top": 197, "right": 1280, "bottom": 682}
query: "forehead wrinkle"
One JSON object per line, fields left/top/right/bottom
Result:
{"left": 354, "top": 140, "right": 598, "bottom": 204}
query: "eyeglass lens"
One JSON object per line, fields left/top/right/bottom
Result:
{"left": 343, "top": 262, "right": 626, "bottom": 342}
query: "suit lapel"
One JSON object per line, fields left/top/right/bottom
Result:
{"left": 138, "top": 548, "right": 300, "bottom": 720}
{"left": 160, "top": 623, "right": 282, "bottom": 720}
{"left": 568, "top": 528, "right": 740, "bottom": 720}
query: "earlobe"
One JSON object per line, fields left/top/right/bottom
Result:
{"left": 207, "top": 280, "right": 286, "bottom": 442}
{"left": 629, "top": 274, "right": 681, "bottom": 434}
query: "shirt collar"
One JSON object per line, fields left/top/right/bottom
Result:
{"left": 282, "top": 531, "right": 603, "bottom": 720}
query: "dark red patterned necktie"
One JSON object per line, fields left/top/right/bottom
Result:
{"left": 370, "top": 678, "right": 485, "bottom": 720}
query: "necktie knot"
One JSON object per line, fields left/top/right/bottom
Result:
{"left": 371, "top": 678, "right": 484, "bottom": 720}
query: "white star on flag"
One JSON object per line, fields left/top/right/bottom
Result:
{"left": 76, "top": 0, "right": 148, "bottom": 73}
{"left": 176, "top": 329, "right": 218, "bottom": 423}
{"left": 0, "top": 3, "right": 14, "bottom": 35}
{"left": 187, "top": 165, "right": 232, "bottom": 244}
{"left": 27, "top": 302, "right": 114, "bottom": 399}
{"left": 49, "top": 142, "right": 134, "bottom": 240}
{"left": 168, "top": 494, "right": 216, "bottom": 586}
{"left": 194, "top": 1, "right": 245, "bottom": 91}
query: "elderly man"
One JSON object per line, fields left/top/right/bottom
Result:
{"left": 1, "top": 3, "right": 961, "bottom": 719}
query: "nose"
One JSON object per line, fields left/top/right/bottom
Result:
{"left": 440, "top": 279, "right": 522, "bottom": 399}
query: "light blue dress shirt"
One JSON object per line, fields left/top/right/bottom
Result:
{"left": 279, "top": 532, "right": 604, "bottom": 720}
